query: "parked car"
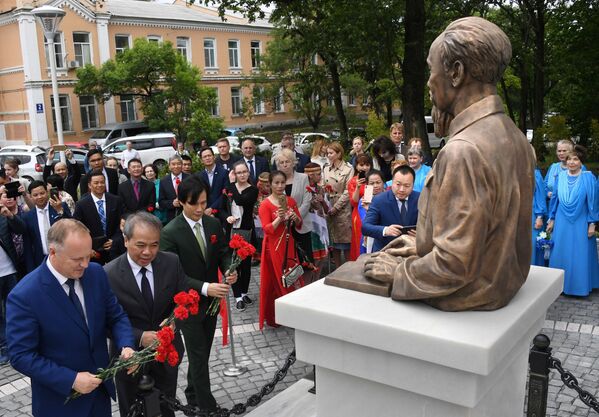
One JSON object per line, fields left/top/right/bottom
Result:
{"left": 331, "top": 127, "right": 367, "bottom": 147}
{"left": 426, "top": 116, "right": 446, "bottom": 149}
{"left": 221, "top": 127, "right": 245, "bottom": 137}
{"left": 0, "top": 145, "right": 46, "bottom": 154}
{"left": 50, "top": 148, "right": 88, "bottom": 171}
{"left": 294, "top": 132, "right": 329, "bottom": 154}
{"left": 0, "top": 150, "right": 46, "bottom": 181}
{"left": 237, "top": 135, "right": 271, "bottom": 153}
{"left": 89, "top": 121, "right": 149, "bottom": 148}
{"left": 102, "top": 132, "right": 177, "bottom": 171}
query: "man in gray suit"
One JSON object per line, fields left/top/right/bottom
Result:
{"left": 104, "top": 212, "right": 188, "bottom": 417}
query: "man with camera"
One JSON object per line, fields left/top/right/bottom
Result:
{"left": 43, "top": 147, "right": 81, "bottom": 202}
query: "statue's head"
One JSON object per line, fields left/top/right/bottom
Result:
{"left": 428, "top": 17, "right": 512, "bottom": 137}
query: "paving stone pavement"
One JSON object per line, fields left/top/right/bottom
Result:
{"left": 1, "top": 265, "right": 599, "bottom": 416}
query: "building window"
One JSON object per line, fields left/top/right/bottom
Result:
{"left": 362, "top": 95, "right": 369, "bottom": 106}
{"left": 115, "top": 34, "right": 130, "bottom": 54}
{"left": 120, "top": 94, "right": 137, "bottom": 121}
{"left": 253, "top": 87, "right": 264, "bottom": 114}
{"left": 79, "top": 96, "right": 98, "bottom": 130}
{"left": 251, "top": 41, "right": 261, "bottom": 68}
{"left": 210, "top": 88, "right": 219, "bottom": 116}
{"left": 177, "top": 37, "right": 191, "bottom": 62}
{"left": 348, "top": 94, "right": 356, "bottom": 106}
{"left": 274, "top": 88, "right": 285, "bottom": 112}
{"left": 147, "top": 35, "right": 162, "bottom": 43}
{"left": 228, "top": 40, "right": 240, "bottom": 68}
{"left": 327, "top": 95, "right": 334, "bottom": 107}
{"left": 50, "top": 94, "right": 72, "bottom": 132}
{"left": 204, "top": 38, "right": 216, "bottom": 68}
{"left": 231, "top": 87, "right": 242, "bottom": 116}
{"left": 311, "top": 54, "right": 318, "bottom": 65}
{"left": 73, "top": 32, "right": 92, "bottom": 66}
{"left": 44, "top": 33, "right": 65, "bottom": 69}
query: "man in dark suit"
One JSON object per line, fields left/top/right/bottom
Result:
{"left": 23, "top": 180, "right": 71, "bottom": 273}
{"left": 196, "top": 147, "right": 229, "bottom": 216}
{"left": 362, "top": 165, "right": 420, "bottom": 252}
{"left": 74, "top": 170, "right": 123, "bottom": 265}
{"left": 80, "top": 149, "right": 119, "bottom": 196}
{"left": 240, "top": 138, "right": 269, "bottom": 184}
{"left": 105, "top": 212, "right": 188, "bottom": 417}
{"left": 271, "top": 133, "right": 310, "bottom": 173}
{"left": 0, "top": 203, "right": 26, "bottom": 365}
{"left": 43, "top": 148, "right": 81, "bottom": 201}
{"left": 159, "top": 155, "right": 190, "bottom": 222}
{"left": 118, "top": 158, "right": 155, "bottom": 214}
{"left": 160, "top": 176, "right": 237, "bottom": 412}
{"left": 6, "top": 219, "right": 135, "bottom": 417}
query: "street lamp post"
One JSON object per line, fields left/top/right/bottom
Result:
{"left": 32, "top": 5, "right": 66, "bottom": 161}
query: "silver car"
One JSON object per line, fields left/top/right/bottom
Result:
{"left": 0, "top": 150, "right": 46, "bottom": 181}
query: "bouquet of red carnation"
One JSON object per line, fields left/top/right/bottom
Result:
{"left": 147, "top": 205, "right": 155, "bottom": 213}
{"left": 66, "top": 289, "right": 200, "bottom": 403}
{"left": 207, "top": 234, "right": 256, "bottom": 315}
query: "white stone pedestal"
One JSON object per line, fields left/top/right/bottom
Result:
{"left": 275, "top": 266, "right": 563, "bottom": 417}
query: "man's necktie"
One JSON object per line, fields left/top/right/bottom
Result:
{"left": 96, "top": 200, "right": 107, "bottom": 234}
{"left": 194, "top": 223, "right": 207, "bottom": 258}
{"left": 140, "top": 267, "right": 153, "bottom": 314}
{"left": 248, "top": 160, "right": 255, "bottom": 181}
{"left": 133, "top": 180, "right": 140, "bottom": 201}
{"left": 66, "top": 279, "right": 86, "bottom": 325}
{"left": 399, "top": 199, "right": 407, "bottom": 225}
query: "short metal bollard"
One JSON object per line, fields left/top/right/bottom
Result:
{"left": 136, "top": 374, "right": 162, "bottom": 417}
{"left": 527, "top": 334, "right": 551, "bottom": 417}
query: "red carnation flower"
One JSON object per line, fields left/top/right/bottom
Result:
{"left": 156, "top": 326, "right": 175, "bottom": 345}
{"left": 147, "top": 205, "right": 155, "bottom": 213}
{"left": 174, "top": 292, "right": 190, "bottom": 306}
{"left": 174, "top": 305, "right": 189, "bottom": 320}
{"left": 175, "top": 178, "right": 181, "bottom": 185}
{"left": 230, "top": 234, "right": 245, "bottom": 249}
{"left": 211, "top": 208, "right": 218, "bottom": 214}
{"left": 210, "top": 234, "right": 217, "bottom": 244}
{"left": 167, "top": 350, "right": 179, "bottom": 367}
{"left": 189, "top": 303, "right": 199, "bottom": 315}
{"left": 155, "top": 350, "right": 167, "bottom": 363}
{"left": 188, "top": 289, "right": 200, "bottom": 303}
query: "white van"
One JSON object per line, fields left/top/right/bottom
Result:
{"left": 88, "top": 121, "right": 149, "bottom": 148}
{"left": 102, "top": 132, "right": 177, "bottom": 170}
{"left": 425, "top": 116, "right": 446, "bottom": 149}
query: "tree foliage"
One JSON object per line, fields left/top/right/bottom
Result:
{"left": 74, "top": 38, "right": 223, "bottom": 143}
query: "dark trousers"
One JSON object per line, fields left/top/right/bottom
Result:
{"left": 232, "top": 257, "right": 251, "bottom": 298}
{"left": 181, "top": 312, "right": 218, "bottom": 410}
{"left": 116, "top": 362, "right": 179, "bottom": 417}
{"left": 0, "top": 272, "right": 17, "bottom": 348}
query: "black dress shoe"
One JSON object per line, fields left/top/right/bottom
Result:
{"left": 242, "top": 295, "right": 253, "bottom": 305}
{"left": 236, "top": 300, "right": 246, "bottom": 311}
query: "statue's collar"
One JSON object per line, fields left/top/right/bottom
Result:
{"left": 448, "top": 95, "right": 504, "bottom": 138}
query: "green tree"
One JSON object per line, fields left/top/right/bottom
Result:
{"left": 74, "top": 38, "right": 223, "bottom": 143}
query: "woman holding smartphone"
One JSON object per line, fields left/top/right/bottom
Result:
{"left": 258, "top": 171, "right": 303, "bottom": 329}
{"left": 347, "top": 154, "right": 372, "bottom": 261}
{"left": 358, "top": 170, "right": 386, "bottom": 253}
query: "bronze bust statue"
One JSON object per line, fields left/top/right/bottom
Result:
{"left": 361, "top": 17, "right": 536, "bottom": 311}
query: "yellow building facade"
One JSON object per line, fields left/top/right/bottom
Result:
{"left": 0, "top": 0, "right": 294, "bottom": 147}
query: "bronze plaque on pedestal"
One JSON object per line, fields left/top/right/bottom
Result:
{"left": 324, "top": 255, "right": 391, "bottom": 297}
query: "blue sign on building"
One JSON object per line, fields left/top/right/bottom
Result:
{"left": 36, "top": 103, "right": 44, "bottom": 113}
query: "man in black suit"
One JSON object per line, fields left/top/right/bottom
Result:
{"left": 22, "top": 180, "right": 71, "bottom": 273}
{"left": 271, "top": 133, "right": 310, "bottom": 173}
{"left": 43, "top": 148, "right": 81, "bottom": 201}
{"left": 160, "top": 176, "right": 237, "bottom": 412}
{"left": 105, "top": 212, "right": 188, "bottom": 417}
{"left": 118, "top": 158, "right": 155, "bottom": 214}
{"left": 196, "top": 147, "right": 229, "bottom": 216}
{"left": 159, "top": 155, "right": 189, "bottom": 222}
{"left": 74, "top": 169, "right": 123, "bottom": 265}
{"left": 79, "top": 149, "right": 119, "bottom": 196}
{"left": 241, "top": 138, "right": 269, "bottom": 184}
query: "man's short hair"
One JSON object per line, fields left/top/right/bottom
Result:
{"left": 168, "top": 154, "right": 183, "bottom": 164}
{"left": 281, "top": 131, "right": 294, "bottom": 141}
{"left": 407, "top": 148, "right": 423, "bottom": 158}
{"left": 87, "top": 168, "right": 105, "bottom": 183}
{"left": 127, "top": 158, "right": 142, "bottom": 168}
{"left": 199, "top": 146, "right": 214, "bottom": 157}
{"left": 123, "top": 211, "right": 162, "bottom": 240}
{"left": 216, "top": 137, "right": 230, "bottom": 145}
{"left": 440, "top": 17, "right": 511, "bottom": 85}
{"left": 46, "top": 174, "right": 64, "bottom": 190}
{"left": 87, "top": 148, "right": 104, "bottom": 159}
{"left": 392, "top": 164, "right": 416, "bottom": 181}
{"left": 177, "top": 176, "right": 207, "bottom": 205}
{"left": 181, "top": 154, "right": 193, "bottom": 162}
{"left": 28, "top": 180, "right": 46, "bottom": 193}
{"left": 241, "top": 138, "right": 256, "bottom": 147}
{"left": 48, "top": 219, "right": 90, "bottom": 249}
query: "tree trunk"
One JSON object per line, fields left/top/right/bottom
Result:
{"left": 518, "top": 58, "right": 529, "bottom": 132}
{"left": 328, "top": 60, "right": 348, "bottom": 140}
{"left": 531, "top": 5, "right": 545, "bottom": 130}
{"left": 402, "top": 0, "right": 428, "bottom": 155}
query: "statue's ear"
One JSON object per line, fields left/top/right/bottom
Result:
{"left": 450, "top": 60, "right": 465, "bottom": 88}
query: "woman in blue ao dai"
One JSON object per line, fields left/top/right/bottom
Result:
{"left": 547, "top": 148, "right": 599, "bottom": 296}
{"left": 544, "top": 139, "right": 586, "bottom": 199}
{"left": 532, "top": 167, "right": 547, "bottom": 266}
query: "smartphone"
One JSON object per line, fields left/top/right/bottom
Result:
{"left": 278, "top": 194, "right": 288, "bottom": 211}
{"left": 52, "top": 144, "right": 68, "bottom": 152}
{"left": 363, "top": 185, "right": 374, "bottom": 203}
{"left": 358, "top": 171, "right": 366, "bottom": 180}
{"left": 401, "top": 225, "right": 417, "bottom": 232}
{"left": 50, "top": 187, "right": 59, "bottom": 200}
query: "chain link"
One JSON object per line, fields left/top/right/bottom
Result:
{"left": 160, "top": 349, "right": 297, "bottom": 417}
{"left": 549, "top": 356, "right": 599, "bottom": 412}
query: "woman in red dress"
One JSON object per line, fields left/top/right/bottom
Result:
{"left": 348, "top": 154, "right": 372, "bottom": 261}
{"left": 259, "top": 170, "right": 303, "bottom": 329}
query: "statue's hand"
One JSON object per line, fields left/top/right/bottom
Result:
{"left": 381, "top": 235, "right": 417, "bottom": 258}
{"left": 364, "top": 252, "right": 403, "bottom": 284}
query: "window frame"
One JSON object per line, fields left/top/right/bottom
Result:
{"left": 115, "top": 34, "right": 131, "bottom": 55}
{"left": 79, "top": 95, "right": 98, "bottom": 130}
{"left": 44, "top": 32, "right": 66, "bottom": 69}
{"left": 119, "top": 94, "right": 137, "bottom": 122}
{"left": 176, "top": 37, "right": 191, "bottom": 62}
{"left": 73, "top": 32, "right": 93, "bottom": 66}
{"left": 203, "top": 38, "right": 217, "bottom": 68}
{"left": 228, "top": 39, "right": 240, "bottom": 69}
{"left": 147, "top": 35, "right": 162, "bottom": 43}
{"left": 50, "top": 94, "right": 73, "bottom": 132}
{"left": 231, "top": 87, "right": 242, "bottom": 116}
{"left": 250, "top": 40, "right": 261, "bottom": 69}
{"left": 210, "top": 87, "right": 220, "bottom": 116}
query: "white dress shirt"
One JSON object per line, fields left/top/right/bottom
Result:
{"left": 127, "top": 253, "right": 154, "bottom": 297}
{"left": 91, "top": 193, "right": 107, "bottom": 219}
{"left": 182, "top": 212, "right": 209, "bottom": 297}
{"left": 36, "top": 203, "right": 51, "bottom": 255}
{"left": 47, "top": 258, "right": 87, "bottom": 324}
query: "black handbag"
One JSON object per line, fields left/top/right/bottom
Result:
{"left": 281, "top": 220, "right": 304, "bottom": 288}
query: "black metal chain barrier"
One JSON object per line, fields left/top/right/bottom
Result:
{"left": 147, "top": 349, "right": 297, "bottom": 417}
{"left": 527, "top": 334, "right": 599, "bottom": 417}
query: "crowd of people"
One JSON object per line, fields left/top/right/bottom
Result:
{"left": 0, "top": 125, "right": 597, "bottom": 416}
